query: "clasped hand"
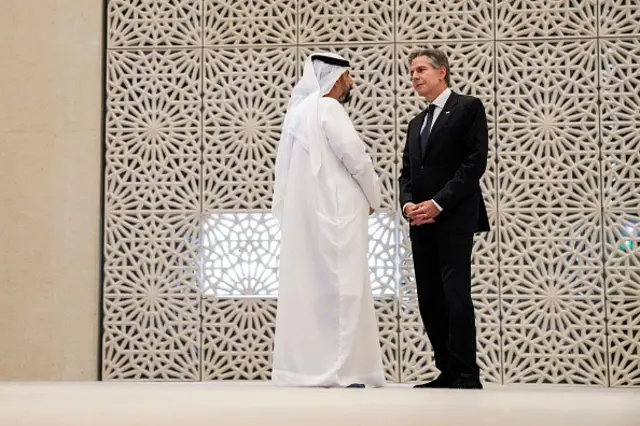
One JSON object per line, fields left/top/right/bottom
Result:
{"left": 406, "top": 201, "right": 440, "bottom": 226}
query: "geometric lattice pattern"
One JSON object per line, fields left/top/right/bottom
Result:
{"left": 103, "top": 0, "right": 640, "bottom": 386}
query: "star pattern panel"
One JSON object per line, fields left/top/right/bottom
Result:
{"left": 102, "top": 212, "right": 201, "bottom": 380}
{"left": 204, "top": 0, "right": 296, "bottom": 46}
{"left": 500, "top": 296, "right": 608, "bottom": 385}
{"left": 607, "top": 298, "right": 640, "bottom": 387}
{"left": 201, "top": 298, "right": 277, "bottom": 380}
{"left": 202, "top": 47, "right": 297, "bottom": 211}
{"left": 106, "top": 49, "right": 202, "bottom": 213}
{"left": 108, "top": 0, "right": 202, "bottom": 47}
{"left": 298, "top": 0, "right": 393, "bottom": 44}
{"left": 600, "top": 0, "right": 640, "bottom": 37}
{"left": 396, "top": 0, "right": 493, "bottom": 42}
{"left": 496, "top": 0, "right": 597, "bottom": 39}
{"left": 202, "top": 213, "right": 280, "bottom": 297}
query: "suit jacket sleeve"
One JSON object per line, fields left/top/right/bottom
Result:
{"left": 398, "top": 122, "right": 413, "bottom": 210}
{"left": 321, "top": 99, "right": 381, "bottom": 210}
{"left": 432, "top": 97, "right": 488, "bottom": 211}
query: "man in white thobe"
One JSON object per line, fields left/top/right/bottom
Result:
{"left": 271, "top": 52, "right": 385, "bottom": 388}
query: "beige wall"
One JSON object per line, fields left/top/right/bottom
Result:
{"left": 0, "top": 0, "right": 102, "bottom": 380}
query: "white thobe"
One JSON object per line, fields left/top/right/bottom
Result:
{"left": 271, "top": 97, "right": 385, "bottom": 387}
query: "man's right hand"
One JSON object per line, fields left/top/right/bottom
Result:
{"left": 405, "top": 202, "right": 435, "bottom": 226}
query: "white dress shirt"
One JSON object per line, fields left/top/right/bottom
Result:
{"left": 420, "top": 88, "right": 451, "bottom": 136}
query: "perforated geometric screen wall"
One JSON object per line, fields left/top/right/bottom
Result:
{"left": 103, "top": 0, "right": 640, "bottom": 386}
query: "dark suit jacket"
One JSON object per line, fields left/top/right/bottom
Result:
{"left": 399, "top": 91, "right": 490, "bottom": 234}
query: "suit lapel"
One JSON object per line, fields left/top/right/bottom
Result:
{"left": 423, "top": 92, "right": 459, "bottom": 159}
{"left": 410, "top": 109, "right": 427, "bottom": 158}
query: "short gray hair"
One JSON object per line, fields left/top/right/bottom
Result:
{"left": 408, "top": 48, "right": 451, "bottom": 87}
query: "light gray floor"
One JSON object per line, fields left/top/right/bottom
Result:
{"left": 0, "top": 381, "right": 639, "bottom": 426}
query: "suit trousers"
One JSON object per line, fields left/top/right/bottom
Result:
{"left": 410, "top": 225, "right": 480, "bottom": 381}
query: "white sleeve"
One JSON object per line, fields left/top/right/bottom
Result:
{"left": 321, "top": 99, "right": 381, "bottom": 210}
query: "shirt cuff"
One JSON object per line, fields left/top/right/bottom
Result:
{"left": 402, "top": 202, "right": 413, "bottom": 216}
{"left": 431, "top": 200, "right": 443, "bottom": 212}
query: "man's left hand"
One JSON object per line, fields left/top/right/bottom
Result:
{"left": 408, "top": 200, "right": 441, "bottom": 226}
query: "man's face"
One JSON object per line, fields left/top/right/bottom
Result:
{"left": 410, "top": 56, "right": 445, "bottom": 99}
{"left": 338, "top": 72, "right": 354, "bottom": 104}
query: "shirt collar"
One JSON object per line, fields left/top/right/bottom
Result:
{"left": 430, "top": 87, "right": 451, "bottom": 110}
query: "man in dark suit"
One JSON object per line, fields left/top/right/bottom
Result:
{"left": 399, "top": 48, "right": 490, "bottom": 389}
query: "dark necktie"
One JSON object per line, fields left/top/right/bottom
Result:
{"left": 420, "top": 104, "right": 436, "bottom": 156}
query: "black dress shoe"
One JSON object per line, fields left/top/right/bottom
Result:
{"left": 346, "top": 383, "right": 365, "bottom": 388}
{"left": 413, "top": 375, "right": 453, "bottom": 388}
{"left": 450, "top": 379, "right": 483, "bottom": 389}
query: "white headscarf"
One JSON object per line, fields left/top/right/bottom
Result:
{"left": 272, "top": 52, "right": 350, "bottom": 222}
